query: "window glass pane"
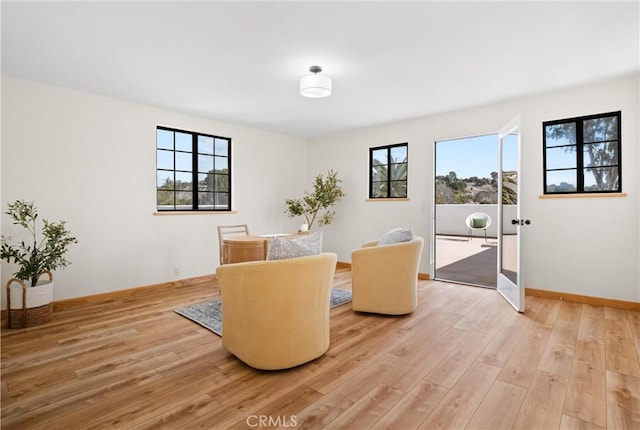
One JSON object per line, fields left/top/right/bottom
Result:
{"left": 198, "top": 154, "right": 214, "bottom": 173}
{"left": 390, "top": 163, "right": 407, "bottom": 180}
{"left": 175, "top": 152, "right": 192, "bottom": 171}
{"left": 198, "top": 135, "right": 214, "bottom": 154}
{"left": 371, "top": 165, "right": 387, "bottom": 182}
{"left": 390, "top": 180, "right": 407, "bottom": 197}
{"left": 156, "top": 150, "right": 174, "bottom": 170}
{"left": 175, "top": 191, "right": 192, "bottom": 210}
{"left": 584, "top": 167, "right": 619, "bottom": 191}
{"left": 215, "top": 174, "right": 229, "bottom": 192}
{"left": 157, "top": 171, "right": 173, "bottom": 188}
{"left": 390, "top": 146, "right": 407, "bottom": 163}
{"left": 175, "top": 172, "right": 193, "bottom": 190}
{"left": 198, "top": 192, "right": 214, "bottom": 209}
{"left": 214, "top": 156, "right": 229, "bottom": 172}
{"left": 371, "top": 181, "right": 387, "bottom": 197}
{"left": 372, "top": 149, "right": 388, "bottom": 165}
{"left": 175, "top": 132, "right": 192, "bottom": 151}
{"left": 157, "top": 190, "right": 174, "bottom": 209}
{"left": 198, "top": 173, "right": 214, "bottom": 191}
{"left": 545, "top": 123, "right": 576, "bottom": 147}
{"left": 546, "top": 146, "right": 576, "bottom": 170}
{"left": 215, "top": 138, "right": 229, "bottom": 156}
{"left": 214, "top": 192, "right": 229, "bottom": 207}
{"left": 583, "top": 142, "right": 619, "bottom": 167}
{"left": 546, "top": 170, "right": 577, "bottom": 193}
{"left": 157, "top": 129, "right": 173, "bottom": 149}
{"left": 584, "top": 116, "right": 618, "bottom": 143}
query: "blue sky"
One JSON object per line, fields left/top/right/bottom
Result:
{"left": 436, "top": 134, "right": 517, "bottom": 179}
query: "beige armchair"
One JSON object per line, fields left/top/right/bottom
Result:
{"left": 215, "top": 252, "right": 337, "bottom": 370}
{"left": 351, "top": 236, "right": 424, "bottom": 315}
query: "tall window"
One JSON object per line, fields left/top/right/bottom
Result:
{"left": 369, "top": 143, "right": 408, "bottom": 198}
{"left": 543, "top": 111, "right": 621, "bottom": 194}
{"left": 156, "top": 126, "right": 231, "bottom": 211}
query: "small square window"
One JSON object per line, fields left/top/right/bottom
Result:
{"left": 369, "top": 143, "right": 408, "bottom": 198}
{"left": 156, "top": 126, "right": 232, "bottom": 211}
{"left": 543, "top": 112, "right": 621, "bottom": 194}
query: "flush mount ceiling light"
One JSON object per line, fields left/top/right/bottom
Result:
{"left": 299, "top": 65, "right": 332, "bottom": 98}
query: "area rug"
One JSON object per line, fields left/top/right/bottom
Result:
{"left": 174, "top": 288, "right": 352, "bottom": 336}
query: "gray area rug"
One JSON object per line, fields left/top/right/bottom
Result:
{"left": 174, "top": 288, "right": 352, "bottom": 336}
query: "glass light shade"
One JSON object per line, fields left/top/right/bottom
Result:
{"left": 299, "top": 74, "right": 332, "bottom": 98}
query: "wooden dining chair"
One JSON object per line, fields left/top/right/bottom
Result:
{"left": 217, "top": 224, "right": 250, "bottom": 264}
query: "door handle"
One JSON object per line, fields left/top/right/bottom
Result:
{"left": 511, "top": 219, "right": 531, "bottom": 225}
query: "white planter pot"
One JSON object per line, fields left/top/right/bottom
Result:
{"left": 6, "top": 272, "right": 54, "bottom": 328}
{"left": 8, "top": 279, "right": 54, "bottom": 309}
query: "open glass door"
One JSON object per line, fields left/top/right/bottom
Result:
{"left": 497, "top": 117, "right": 526, "bottom": 312}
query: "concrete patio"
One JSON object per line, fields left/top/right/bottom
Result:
{"left": 434, "top": 235, "right": 499, "bottom": 288}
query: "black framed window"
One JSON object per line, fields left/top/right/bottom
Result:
{"left": 543, "top": 111, "right": 621, "bottom": 194}
{"left": 156, "top": 126, "right": 231, "bottom": 211}
{"left": 369, "top": 143, "right": 408, "bottom": 198}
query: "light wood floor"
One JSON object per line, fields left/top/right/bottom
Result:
{"left": 2, "top": 268, "right": 639, "bottom": 429}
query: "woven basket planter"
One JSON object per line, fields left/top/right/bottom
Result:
{"left": 6, "top": 271, "right": 54, "bottom": 329}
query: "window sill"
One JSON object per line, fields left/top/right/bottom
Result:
{"left": 366, "top": 198, "right": 410, "bottom": 202}
{"left": 154, "top": 210, "right": 238, "bottom": 215}
{"left": 538, "top": 192, "right": 627, "bottom": 199}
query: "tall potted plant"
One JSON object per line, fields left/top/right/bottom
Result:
{"left": 285, "top": 170, "right": 345, "bottom": 231}
{"left": 1, "top": 200, "right": 78, "bottom": 328}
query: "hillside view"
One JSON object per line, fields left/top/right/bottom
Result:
{"left": 435, "top": 171, "right": 517, "bottom": 204}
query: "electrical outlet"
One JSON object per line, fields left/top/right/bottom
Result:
{"left": 173, "top": 267, "right": 180, "bottom": 277}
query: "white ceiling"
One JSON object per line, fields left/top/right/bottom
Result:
{"left": 2, "top": 1, "right": 638, "bottom": 139}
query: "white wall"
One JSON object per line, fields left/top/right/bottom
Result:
{"left": 3, "top": 75, "right": 638, "bottom": 305}
{"left": 310, "top": 75, "right": 639, "bottom": 303}
{"left": 1, "top": 77, "right": 309, "bottom": 305}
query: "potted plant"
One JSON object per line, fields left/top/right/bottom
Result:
{"left": 285, "top": 170, "right": 345, "bottom": 231}
{"left": 1, "top": 200, "right": 78, "bottom": 328}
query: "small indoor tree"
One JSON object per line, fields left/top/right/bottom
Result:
{"left": 285, "top": 170, "right": 345, "bottom": 230}
{"left": 1, "top": 200, "right": 78, "bottom": 287}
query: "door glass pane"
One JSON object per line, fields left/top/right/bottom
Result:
{"left": 501, "top": 133, "right": 518, "bottom": 285}
{"left": 434, "top": 134, "right": 498, "bottom": 288}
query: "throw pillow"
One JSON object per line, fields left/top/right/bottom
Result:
{"left": 471, "top": 217, "right": 487, "bottom": 229}
{"left": 378, "top": 228, "right": 413, "bottom": 246}
{"left": 266, "top": 230, "right": 323, "bottom": 260}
